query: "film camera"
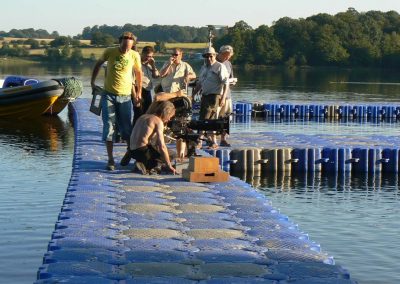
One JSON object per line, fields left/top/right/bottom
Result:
{"left": 166, "top": 96, "right": 229, "bottom": 157}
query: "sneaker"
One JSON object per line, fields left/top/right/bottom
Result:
{"left": 135, "top": 162, "right": 148, "bottom": 175}
{"left": 220, "top": 140, "right": 231, "bottom": 147}
{"left": 120, "top": 151, "right": 131, "bottom": 166}
{"left": 106, "top": 161, "right": 115, "bottom": 171}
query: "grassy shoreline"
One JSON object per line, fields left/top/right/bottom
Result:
{"left": 0, "top": 57, "right": 38, "bottom": 65}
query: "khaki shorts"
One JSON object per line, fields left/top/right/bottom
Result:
{"left": 199, "top": 94, "right": 221, "bottom": 120}
{"left": 218, "top": 98, "right": 233, "bottom": 118}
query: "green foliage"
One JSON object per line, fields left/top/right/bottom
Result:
{"left": 0, "top": 28, "right": 56, "bottom": 38}
{"left": 3, "top": 8, "right": 400, "bottom": 68}
{"left": 154, "top": 41, "right": 166, "bottom": 53}
{"left": 91, "top": 32, "right": 115, "bottom": 46}
{"left": 0, "top": 44, "right": 29, "bottom": 57}
{"left": 215, "top": 9, "right": 400, "bottom": 68}
{"left": 44, "top": 45, "right": 84, "bottom": 64}
{"left": 50, "top": 36, "right": 71, "bottom": 47}
{"left": 70, "top": 48, "right": 84, "bottom": 64}
{"left": 24, "top": 39, "right": 40, "bottom": 49}
{"left": 79, "top": 24, "right": 223, "bottom": 43}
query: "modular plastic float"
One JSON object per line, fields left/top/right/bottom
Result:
{"left": 36, "top": 98, "right": 354, "bottom": 283}
{"left": 206, "top": 147, "right": 400, "bottom": 175}
{"left": 234, "top": 101, "right": 400, "bottom": 120}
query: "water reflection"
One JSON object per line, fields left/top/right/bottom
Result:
{"left": 234, "top": 67, "right": 400, "bottom": 103}
{"left": 0, "top": 63, "right": 93, "bottom": 78}
{"left": 232, "top": 171, "right": 399, "bottom": 192}
{"left": 232, "top": 169, "right": 400, "bottom": 283}
{"left": 0, "top": 115, "right": 73, "bottom": 152}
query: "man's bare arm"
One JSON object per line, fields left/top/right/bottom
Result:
{"left": 134, "top": 66, "right": 143, "bottom": 99}
{"left": 91, "top": 60, "right": 106, "bottom": 89}
{"left": 155, "top": 121, "right": 176, "bottom": 174}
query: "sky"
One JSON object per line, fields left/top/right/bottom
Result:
{"left": 2, "top": 0, "right": 400, "bottom": 36}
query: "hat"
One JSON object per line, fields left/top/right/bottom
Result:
{"left": 202, "top": 46, "right": 217, "bottom": 56}
{"left": 219, "top": 45, "right": 234, "bottom": 54}
{"left": 119, "top": 31, "right": 137, "bottom": 42}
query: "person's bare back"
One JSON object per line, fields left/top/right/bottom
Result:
{"left": 130, "top": 114, "right": 164, "bottom": 150}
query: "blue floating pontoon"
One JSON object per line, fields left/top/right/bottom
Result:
{"left": 36, "top": 98, "right": 355, "bottom": 283}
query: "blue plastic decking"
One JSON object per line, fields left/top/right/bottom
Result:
{"left": 233, "top": 101, "right": 400, "bottom": 120}
{"left": 36, "top": 98, "right": 355, "bottom": 283}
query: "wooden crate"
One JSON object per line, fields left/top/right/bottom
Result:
{"left": 183, "top": 156, "right": 229, "bottom": 182}
{"left": 182, "top": 169, "right": 229, "bottom": 182}
{"left": 188, "top": 156, "right": 220, "bottom": 172}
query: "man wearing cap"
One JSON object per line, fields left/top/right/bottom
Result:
{"left": 216, "top": 45, "right": 236, "bottom": 147}
{"left": 91, "top": 31, "right": 142, "bottom": 171}
{"left": 159, "top": 48, "right": 196, "bottom": 95}
{"left": 193, "top": 46, "right": 230, "bottom": 149}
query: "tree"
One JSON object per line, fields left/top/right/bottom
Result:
{"left": 311, "top": 24, "right": 349, "bottom": 65}
{"left": 50, "top": 36, "right": 71, "bottom": 47}
{"left": 154, "top": 41, "right": 166, "bottom": 53}
{"left": 381, "top": 32, "right": 400, "bottom": 67}
{"left": 24, "top": 39, "right": 39, "bottom": 49}
{"left": 61, "top": 45, "right": 71, "bottom": 58}
{"left": 70, "top": 48, "right": 84, "bottom": 64}
{"left": 273, "top": 17, "right": 315, "bottom": 64}
{"left": 45, "top": 48, "right": 62, "bottom": 62}
{"left": 91, "top": 32, "right": 115, "bottom": 46}
{"left": 253, "top": 25, "right": 283, "bottom": 65}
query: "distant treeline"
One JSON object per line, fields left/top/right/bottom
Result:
{"left": 215, "top": 9, "right": 400, "bottom": 68}
{"left": 2, "top": 8, "right": 400, "bottom": 68}
{"left": 79, "top": 24, "right": 218, "bottom": 43}
{"left": 0, "top": 28, "right": 59, "bottom": 39}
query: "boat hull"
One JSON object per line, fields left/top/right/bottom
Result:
{"left": 44, "top": 77, "right": 83, "bottom": 115}
{"left": 0, "top": 80, "right": 63, "bottom": 119}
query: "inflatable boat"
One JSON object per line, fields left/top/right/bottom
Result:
{"left": 44, "top": 77, "right": 83, "bottom": 115}
{"left": 0, "top": 76, "right": 82, "bottom": 118}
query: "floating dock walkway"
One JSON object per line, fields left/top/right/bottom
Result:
{"left": 206, "top": 131, "right": 400, "bottom": 175}
{"left": 36, "top": 98, "right": 354, "bottom": 283}
{"left": 234, "top": 101, "right": 400, "bottom": 120}
{"left": 203, "top": 101, "right": 400, "bottom": 175}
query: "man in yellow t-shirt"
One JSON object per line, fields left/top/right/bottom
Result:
{"left": 91, "top": 31, "right": 142, "bottom": 170}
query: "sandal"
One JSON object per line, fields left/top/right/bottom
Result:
{"left": 106, "top": 160, "right": 115, "bottom": 171}
{"left": 135, "top": 161, "right": 148, "bottom": 175}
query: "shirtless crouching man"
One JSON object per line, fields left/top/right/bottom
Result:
{"left": 129, "top": 100, "right": 177, "bottom": 175}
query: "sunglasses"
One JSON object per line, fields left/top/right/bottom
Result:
{"left": 171, "top": 53, "right": 180, "bottom": 56}
{"left": 122, "top": 36, "right": 134, "bottom": 40}
{"left": 203, "top": 54, "right": 214, "bottom": 58}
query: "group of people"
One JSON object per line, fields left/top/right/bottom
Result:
{"left": 90, "top": 31, "right": 235, "bottom": 174}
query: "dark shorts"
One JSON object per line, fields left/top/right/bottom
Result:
{"left": 199, "top": 94, "right": 221, "bottom": 120}
{"left": 131, "top": 145, "right": 161, "bottom": 170}
{"left": 132, "top": 89, "right": 153, "bottom": 127}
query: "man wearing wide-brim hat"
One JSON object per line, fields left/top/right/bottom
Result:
{"left": 193, "top": 46, "right": 230, "bottom": 149}
{"left": 216, "top": 45, "right": 236, "bottom": 147}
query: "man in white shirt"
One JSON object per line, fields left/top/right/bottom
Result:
{"left": 193, "top": 47, "right": 230, "bottom": 149}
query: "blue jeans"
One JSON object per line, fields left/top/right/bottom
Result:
{"left": 101, "top": 91, "right": 132, "bottom": 142}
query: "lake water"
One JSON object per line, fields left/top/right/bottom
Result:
{"left": 1, "top": 62, "right": 400, "bottom": 283}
